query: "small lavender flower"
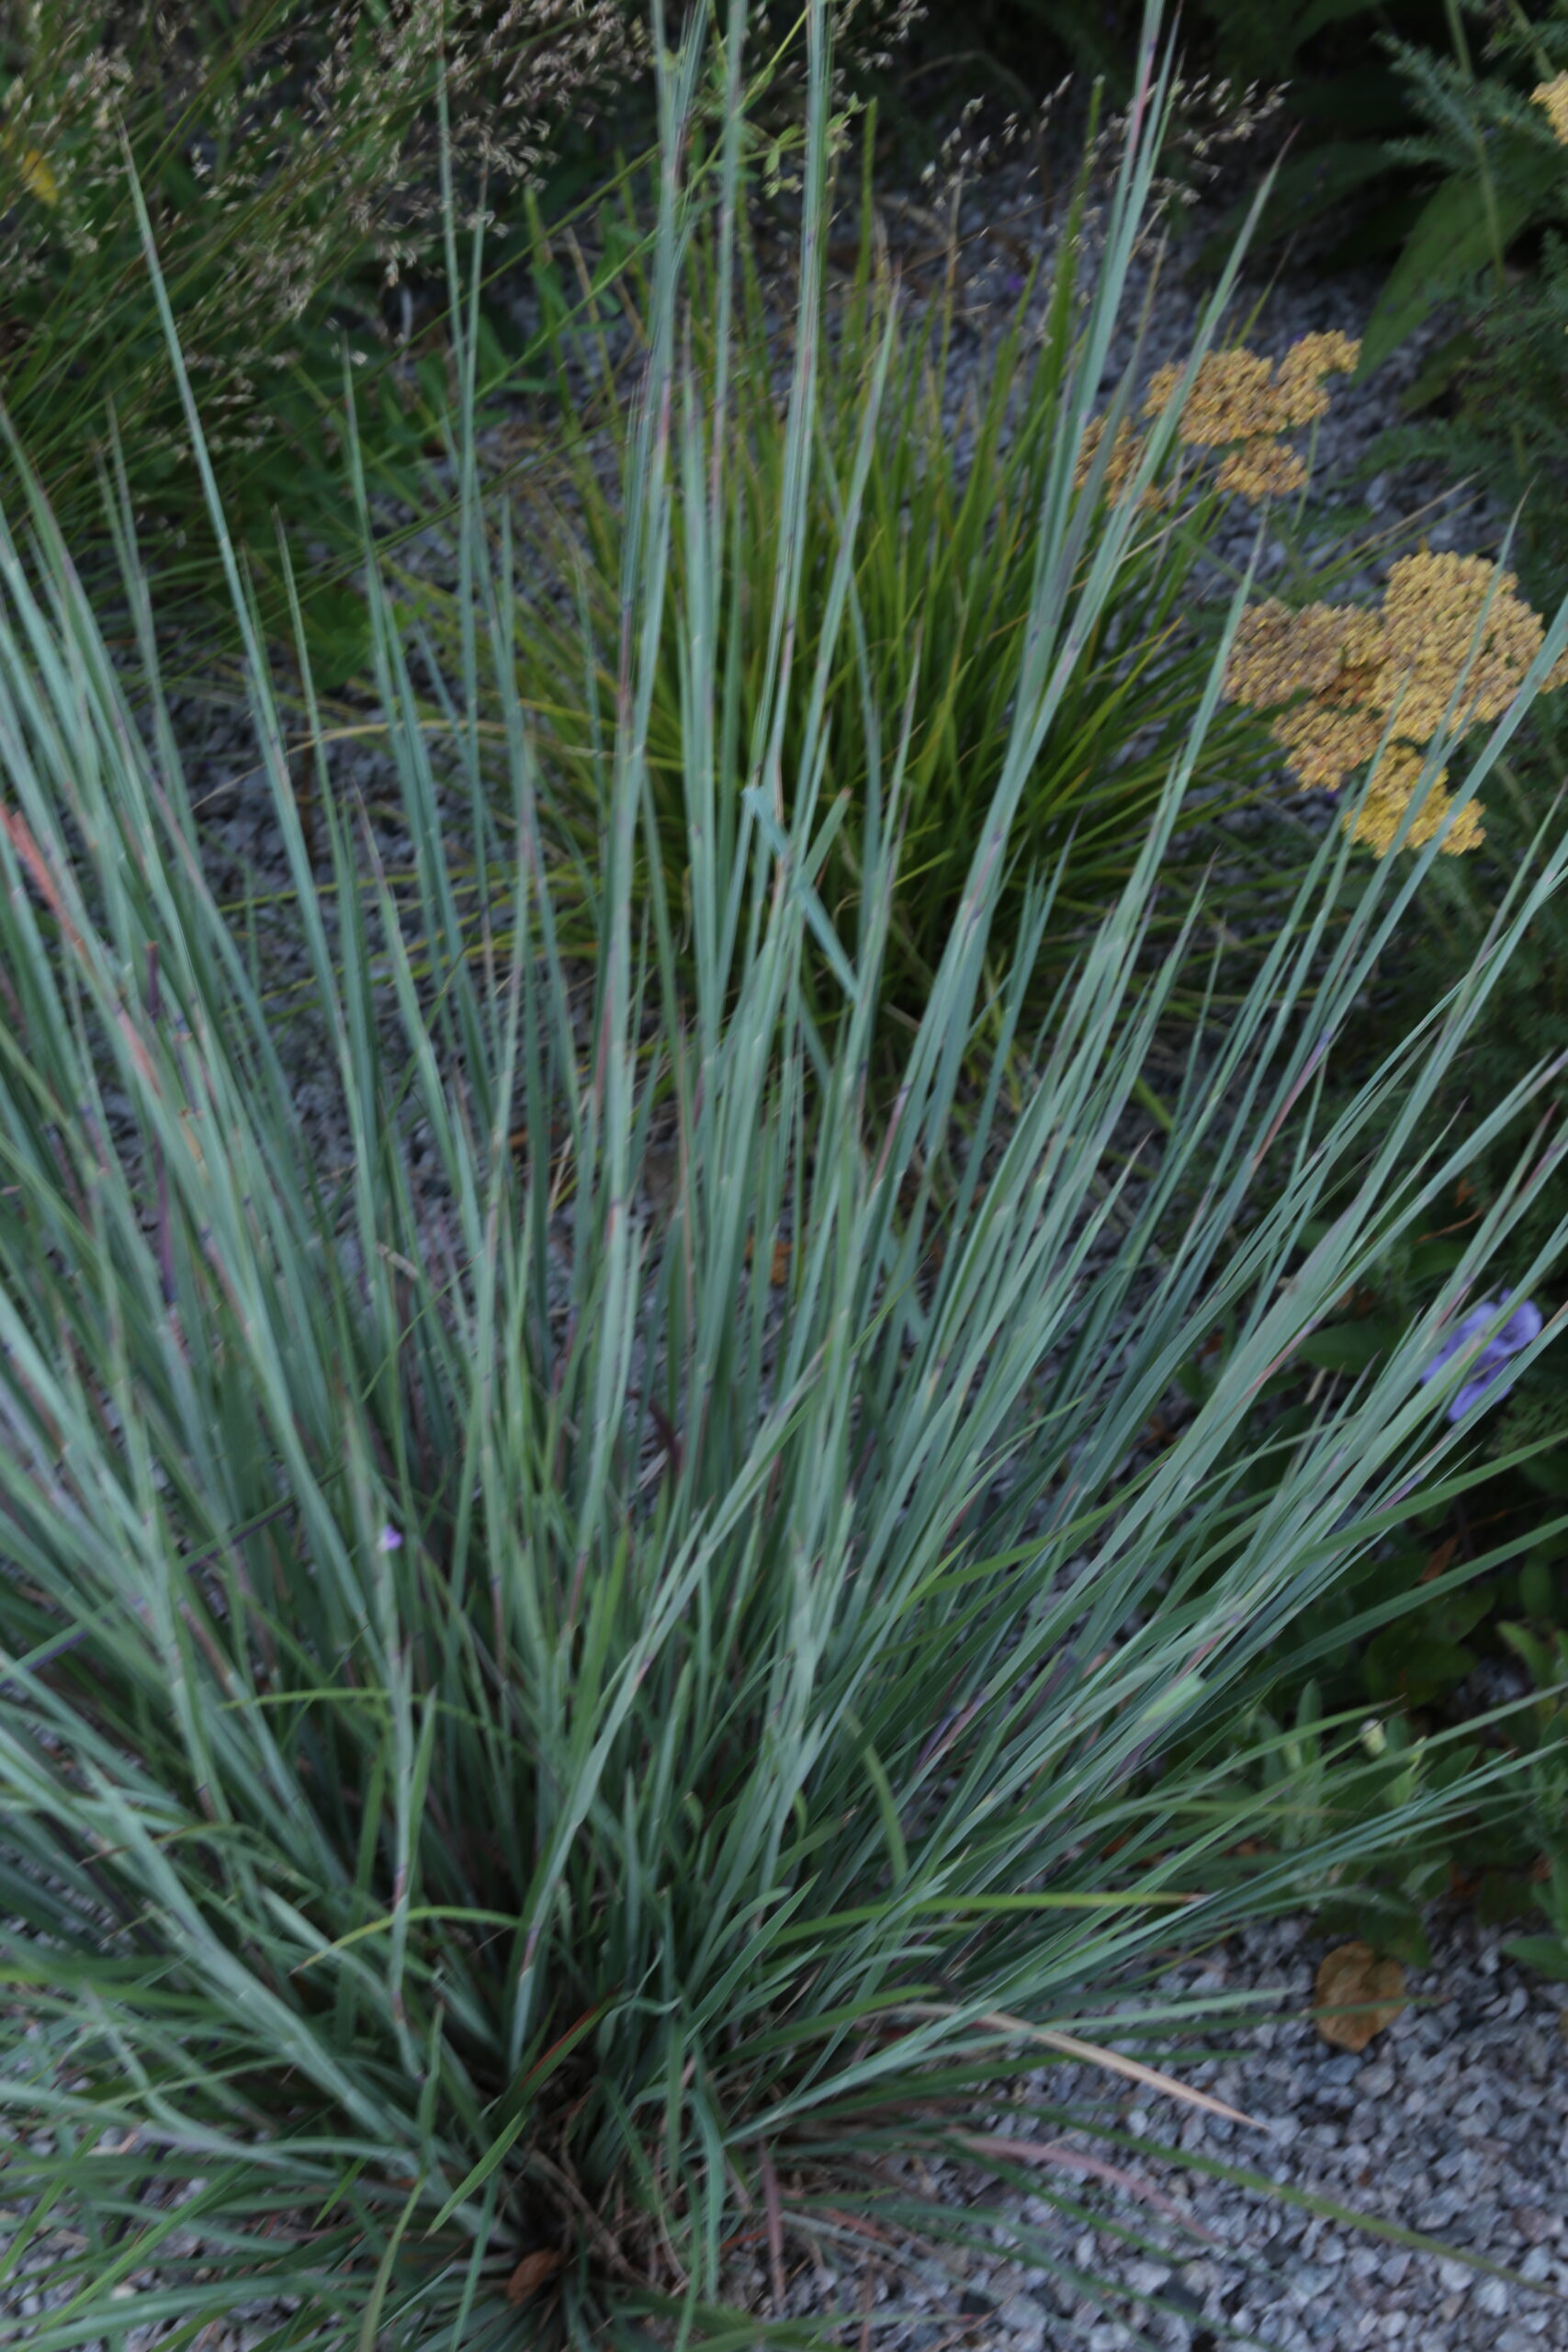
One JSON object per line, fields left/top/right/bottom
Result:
{"left": 378, "top": 1524, "right": 402, "bottom": 1552}
{"left": 1420, "top": 1293, "right": 1542, "bottom": 1423}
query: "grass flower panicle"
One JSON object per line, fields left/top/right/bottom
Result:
{"left": 1420, "top": 1294, "right": 1546, "bottom": 1422}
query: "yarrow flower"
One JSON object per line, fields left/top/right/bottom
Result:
{"left": 1220, "top": 550, "right": 1568, "bottom": 855}
{"left": 0, "top": 124, "right": 59, "bottom": 208}
{"left": 1345, "top": 750, "right": 1482, "bottom": 858}
{"left": 1073, "top": 332, "right": 1360, "bottom": 514}
{"left": 1214, "top": 436, "right": 1307, "bottom": 501}
{"left": 1532, "top": 72, "right": 1568, "bottom": 147}
{"left": 1419, "top": 1294, "right": 1543, "bottom": 1423}
{"left": 1072, "top": 413, "right": 1168, "bottom": 511}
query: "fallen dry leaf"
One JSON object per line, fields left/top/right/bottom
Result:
{"left": 1313, "top": 1941, "right": 1406, "bottom": 2053}
{"left": 505, "top": 2247, "right": 563, "bottom": 2307}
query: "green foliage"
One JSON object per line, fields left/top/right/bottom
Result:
{"left": 1151, "top": 1391, "right": 1568, "bottom": 1966}
{"left": 1347, "top": 244, "right": 1568, "bottom": 645}
{"left": 1150, "top": 717, "right": 1568, "bottom": 1966}
{"left": 6, "top": 6, "right": 1568, "bottom": 2343}
{"left": 0, "top": 0, "right": 679, "bottom": 682}
{"left": 1346, "top": 0, "right": 1568, "bottom": 374}
{"left": 1187, "top": 4, "right": 1568, "bottom": 353}
{"left": 355, "top": 85, "right": 1395, "bottom": 1106}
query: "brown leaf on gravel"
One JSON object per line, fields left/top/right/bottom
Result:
{"left": 1314, "top": 1941, "right": 1406, "bottom": 2052}
{"left": 505, "top": 2247, "right": 563, "bottom": 2306}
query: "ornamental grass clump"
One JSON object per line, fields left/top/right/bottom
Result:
{"left": 376, "top": 46, "right": 1346, "bottom": 1101}
{"left": 0, "top": 0, "right": 682, "bottom": 669}
{"left": 0, "top": 2, "right": 501, "bottom": 659}
{"left": 1222, "top": 548, "right": 1568, "bottom": 855}
{"left": 8, "top": 1, "right": 1568, "bottom": 2343}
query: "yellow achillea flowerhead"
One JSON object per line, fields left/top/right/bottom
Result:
{"left": 1270, "top": 699, "right": 1386, "bottom": 793}
{"left": 1075, "top": 334, "right": 1361, "bottom": 514}
{"left": 1224, "top": 598, "right": 1369, "bottom": 707}
{"left": 1222, "top": 549, "right": 1568, "bottom": 854}
{"left": 1272, "top": 331, "right": 1361, "bottom": 426}
{"left": 1144, "top": 333, "right": 1361, "bottom": 446}
{"left": 1215, "top": 437, "right": 1307, "bottom": 500}
{"left": 1143, "top": 349, "right": 1279, "bottom": 446}
{"left": 0, "top": 121, "right": 58, "bottom": 207}
{"left": 17, "top": 146, "right": 56, "bottom": 204}
{"left": 1345, "top": 751, "right": 1483, "bottom": 858}
{"left": 1071, "top": 413, "right": 1168, "bottom": 511}
{"left": 1532, "top": 72, "right": 1568, "bottom": 145}
{"left": 1373, "top": 550, "right": 1568, "bottom": 739}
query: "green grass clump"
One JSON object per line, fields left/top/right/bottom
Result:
{"left": 0, "top": 0, "right": 671, "bottom": 677}
{"left": 6, "top": 1, "right": 1568, "bottom": 2345}
{"left": 310, "top": 60, "right": 1424, "bottom": 1113}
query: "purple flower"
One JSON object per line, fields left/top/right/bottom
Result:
{"left": 378, "top": 1524, "right": 403, "bottom": 1552}
{"left": 1419, "top": 1293, "right": 1542, "bottom": 1423}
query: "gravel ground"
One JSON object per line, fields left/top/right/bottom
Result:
{"left": 716, "top": 1907, "right": 1568, "bottom": 2352}
{"left": 3, "top": 95, "right": 1562, "bottom": 2352}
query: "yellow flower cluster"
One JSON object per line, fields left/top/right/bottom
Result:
{"left": 1532, "top": 71, "right": 1568, "bottom": 145}
{"left": 1072, "top": 413, "right": 1160, "bottom": 509}
{"left": 1072, "top": 332, "right": 1361, "bottom": 511}
{"left": 0, "top": 122, "right": 59, "bottom": 207}
{"left": 1223, "top": 550, "right": 1568, "bottom": 855}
